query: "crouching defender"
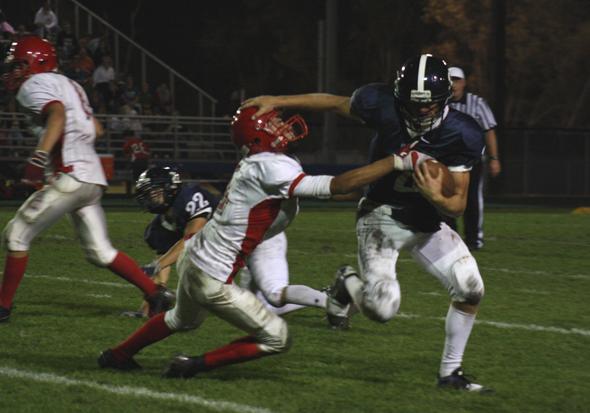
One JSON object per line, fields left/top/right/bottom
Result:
{"left": 98, "top": 106, "right": 425, "bottom": 377}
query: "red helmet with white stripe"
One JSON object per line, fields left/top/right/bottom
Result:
{"left": 2, "top": 36, "right": 58, "bottom": 92}
{"left": 231, "top": 107, "right": 309, "bottom": 156}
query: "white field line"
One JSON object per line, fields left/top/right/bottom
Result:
{"left": 396, "top": 312, "right": 590, "bottom": 337}
{"left": 0, "top": 367, "right": 275, "bottom": 413}
{"left": 26, "top": 274, "right": 133, "bottom": 288}
{"left": 14, "top": 274, "right": 590, "bottom": 338}
{"left": 288, "top": 248, "right": 590, "bottom": 280}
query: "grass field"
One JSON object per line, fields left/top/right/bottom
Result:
{"left": 0, "top": 205, "right": 589, "bottom": 413}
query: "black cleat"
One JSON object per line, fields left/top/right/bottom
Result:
{"left": 438, "top": 367, "right": 493, "bottom": 393}
{"left": 145, "top": 286, "right": 175, "bottom": 317}
{"left": 0, "top": 306, "right": 11, "bottom": 323}
{"left": 98, "top": 349, "right": 142, "bottom": 371}
{"left": 162, "top": 355, "right": 206, "bottom": 378}
{"left": 325, "top": 265, "right": 357, "bottom": 330}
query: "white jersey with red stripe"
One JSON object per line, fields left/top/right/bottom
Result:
{"left": 17, "top": 72, "right": 107, "bottom": 186}
{"left": 185, "top": 152, "right": 322, "bottom": 283}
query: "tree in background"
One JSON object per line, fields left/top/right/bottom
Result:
{"left": 424, "top": 0, "right": 590, "bottom": 128}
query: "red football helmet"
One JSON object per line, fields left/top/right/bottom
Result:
{"left": 2, "top": 36, "right": 58, "bottom": 92}
{"left": 231, "top": 106, "right": 309, "bottom": 155}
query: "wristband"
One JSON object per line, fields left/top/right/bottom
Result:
{"left": 489, "top": 156, "right": 499, "bottom": 161}
{"left": 29, "top": 150, "right": 50, "bottom": 168}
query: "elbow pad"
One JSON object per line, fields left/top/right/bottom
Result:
{"left": 292, "top": 175, "right": 333, "bottom": 199}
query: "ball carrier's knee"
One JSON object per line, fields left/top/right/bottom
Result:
{"left": 449, "top": 256, "right": 484, "bottom": 305}
{"left": 360, "top": 278, "right": 401, "bottom": 323}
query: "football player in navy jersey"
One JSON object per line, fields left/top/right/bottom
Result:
{"left": 121, "top": 166, "right": 217, "bottom": 317}
{"left": 241, "top": 54, "right": 491, "bottom": 392}
{"left": 128, "top": 165, "right": 333, "bottom": 320}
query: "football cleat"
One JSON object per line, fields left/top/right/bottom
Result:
{"left": 98, "top": 349, "right": 142, "bottom": 371}
{"left": 0, "top": 306, "right": 11, "bottom": 323}
{"left": 437, "top": 367, "right": 493, "bottom": 393}
{"left": 162, "top": 355, "right": 206, "bottom": 378}
{"left": 145, "top": 285, "right": 175, "bottom": 317}
{"left": 325, "top": 265, "right": 357, "bottom": 330}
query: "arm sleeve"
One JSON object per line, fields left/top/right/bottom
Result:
{"left": 476, "top": 98, "right": 497, "bottom": 131}
{"left": 291, "top": 175, "right": 333, "bottom": 199}
{"left": 350, "top": 84, "right": 381, "bottom": 127}
{"left": 16, "top": 75, "right": 62, "bottom": 114}
{"left": 259, "top": 155, "right": 310, "bottom": 198}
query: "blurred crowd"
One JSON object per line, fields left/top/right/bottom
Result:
{"left": 0, "top": 2, "right": 178, "bottom": 121}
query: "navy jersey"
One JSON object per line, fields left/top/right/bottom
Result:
{"left": 350, "top": 83, "right": 485, "bottom": 232}
{"left": 144, "top": 183, "right": 218, "bottom": 253}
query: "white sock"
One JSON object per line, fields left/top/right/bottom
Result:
{"left": 440, "top": 305, "right": 476, "bottom": 377}
{"left": 284, "top": 285, "right": 327, "bottom": 308}
{"left": 344, "top": 275, "right": 364, "bottom": 308}
{"left": 255, "top": 290, "right": 304, "bottom": 316}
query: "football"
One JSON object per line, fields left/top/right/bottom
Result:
{"left": 423, "top": 159, "right": 454, "bottom": 197}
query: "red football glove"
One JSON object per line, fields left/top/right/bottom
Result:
{"left": 22, "top": 150, "right": 49, "bottom": 187}
{"left": 392, "top": 142, "right": 433, "bottom": 171}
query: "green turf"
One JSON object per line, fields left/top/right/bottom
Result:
{"left": 0, "top": 206, "right": 588, "bottom": 413}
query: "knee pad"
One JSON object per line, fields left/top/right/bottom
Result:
{"left": 164, "top": 307, "right": 205, "bottom": 332}
{"left": 361, "top": 279, "right": 400, "bottom": 323}
{"left": 264, "top": 288, "right": 285, "bottom": 308}
{"left": 449, "top": 256, "right": 484, "bottom": 305}
{"left": 3, "top": 218, "right": 29, "bottom": 251}
{"left": 85, "top": 245, "right": 118, "bottom": 267}
{"left": 256, "top": 316, "right": 290, "bottom": 354}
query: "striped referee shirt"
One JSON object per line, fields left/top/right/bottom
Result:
{"left": 449, "top": 92, "right": 497, "bottom": 132}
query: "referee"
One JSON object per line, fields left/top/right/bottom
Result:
{"left": 447, "top": 66, "right": 501, "bottom": 250}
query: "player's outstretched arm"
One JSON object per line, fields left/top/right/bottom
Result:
{"left": 240, "top": 93, "right": 353, "bottom": 119}
{"left": 146, "top": 216, "right": 208, "bottom": 276}
{"left": 330, "top": 156, "right": 397, "bottom": 195}
{"left": 414, "top": 165, "right": 469, "bottom": 217}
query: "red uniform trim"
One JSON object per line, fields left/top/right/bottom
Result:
{"left": 226, "top": 198, "right": 282, "bottom": 284}
{"left": 288, "top": 173, "right": 306, "bottom": 198}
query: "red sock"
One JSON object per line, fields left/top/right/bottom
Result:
{"left": 108, "top": 252, "right": 158, "bottom": 296}
{"left": 112, "top": 313, "right": 173, "bottom": 360}
{"left": 203, "top": 335, "right": 266, "bottom": 370}
{"left": 0, "top": 255, "right": 29, "bottom": 308}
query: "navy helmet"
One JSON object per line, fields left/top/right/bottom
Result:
{"left": 135, "top": 166, "right": 182, "bottom": 213}
{"left": 394, "top": 54, "right": 451, "bottom": 135}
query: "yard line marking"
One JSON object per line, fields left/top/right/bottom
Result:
{"left": 480, "top": 266, "right": 590, "bottom": 280}
{"left": 0, "top": 367, "right": 276, "bottom": 413}
{"left": 396, "top": 312, "right": 590, "bottom": 337}
{"left": 27, "top": 274, "right": 133, "bottom": 288}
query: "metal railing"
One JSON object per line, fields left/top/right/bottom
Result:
{"left": 0, "top": 112, "right": 238, "bottom": 178}
{"left": 2, "top": 112, "right": 589, "bottom": 197}
{"left": 61, "top": 0, "right": 217, "bottom": 116}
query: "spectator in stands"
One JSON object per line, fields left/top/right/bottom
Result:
{"left": 155, "top": 82, "right": 172, "bottom": 114}
{"left": 122, "top": 129, "right": 151, "bottom": 185}
{"left": 89, "top": 33, "right": 112, "bottom": 67}
{"left": 93, "top": 55, "right": 115, "bottom": 108}
{"left": 120, "top": 74, "right": 140, "bottom": 112}
{"left": 56, "top": 21, "right": 78, "bottom": 62}
{"left": 0, "top": 9, "right": 15, "bottom": 35}
{"left": 6, "top": 98, "right": 26, "bottom": 157}
{"left": 68, "top": 47, "right": 95, "bottom": 86}
{"left": 34, "top": 1, "right": 59, "bottom": 40}
{"left": 14, "top": 24, "right": 31, "bottom": 40}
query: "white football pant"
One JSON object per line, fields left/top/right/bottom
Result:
{"left": 355, "top": 204, "right": 484, "bottom": 322}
